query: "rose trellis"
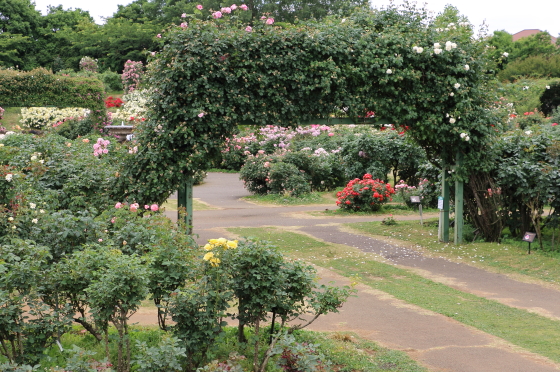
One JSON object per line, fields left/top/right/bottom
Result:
{"left": 116, "top": 4, "right": 498, "bottom": 243}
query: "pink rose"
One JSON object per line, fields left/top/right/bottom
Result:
{"left": 144, "top": 205, "right": 150, "bottom": 209}
{"left": 260, "top": 16, "right": 267, "bottom": 20}
{"left": 197, "top": 4, "right": 203, "bottom": 10}
{"left": 221, "top": 7, "right": 231, "bottom": 13}
{"left": 181, "top": 13, "right": 187, "bottom": 17}
{"left": 151, "top": 52, "right": 156, "bottom": 56}
{"left": 115, "top": 202, "right": 123, "bottom": 209}
{"left": 198, "top": 112, "right": 205, "bottom": 118}
{"left": 130, "top": 203, "right": 139, "bottom": 212}
{"left": 245, "top": 26, "right": 252, "bottom": 32}
{"left": 150, "top": 204, "right": 159, "bottom": 211}
{"left": 553, "top": 123, "right": 558, "bottom": 126}
{"left": 230, "top": 4, "right": 237, "bottom": 10}
{"left": 266, "top": 18, "right": 274, "bottom": 25}
{"left": 213, "top": 11, "right": 222, "bottom": 18}
{"left": 111, "top": 217, "right": 116, "bottom": 223}
{"left": 98, "top": 239, "right": 103, "bottom": 242}
{"left": 240, "top": 4, "right": 248, "bottom": 10}
{"left": 328, "top": 132, "right": 334, "bottom": 136}
{"left": 156, "top": 34, "right": 162, "bottom": 38}
{"left": 180, "top": 22, "right": 188, "bottom": 28}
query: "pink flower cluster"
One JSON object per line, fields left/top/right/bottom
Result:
{"left": 93, "top": 138, "right": 110, "bottom": 157}
{"left": 122, "top": 60, "right": 144, "bottom": 93}
{"left": 115, "top": 202, "right": 159, "bottom": 212}
{"left": 212, "top": 3, "right": 248, "bottom": 18}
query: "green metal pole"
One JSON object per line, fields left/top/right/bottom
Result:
{"left": 439, "top": 164, "right": 450, "bottom": 242}
{"left": 454, "top": 151, "right": 464, "bottom": 244}
{"left": 177, "top": 177, "right": 194, "bottom": 234}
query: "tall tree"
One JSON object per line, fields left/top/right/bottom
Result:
{"left": 0, "top": 0, "right": 41, "bottom": 69}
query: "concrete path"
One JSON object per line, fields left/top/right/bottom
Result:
{"left": 156, "top": 172, "right": 560, "bottom": 371}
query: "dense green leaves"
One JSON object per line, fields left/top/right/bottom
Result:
{"left": 119, "top": 5, "right": 496, "bottom": 204}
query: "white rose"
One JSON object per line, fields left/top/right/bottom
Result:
{"left": 434, "top": 48, "right": 443, "bottom": 55}
{"left": 416, "top": 47, "right": 424, "bottom": 53}
{"left": 460, "top": 133, "right": 467, "bottom": 138}
{"left": 30, "top": 155, "right": 37, "bottom": 161}
{"left": 449, "top": 118, "right": 456, "bottom": 124}
{"left": 8, "top": 217, "right": 14, "bottom": 221}
{"left": 465, "top": 136, "right": 470, "bottom": 141}
{"left": 449, "top": 92, "right": 455, "bottom": 96}
{"left": 29, "top": 203, "right": 36, "bottom": 209}
{"left": 525, "top": 130, "right": 532, "bottom": 135}
{"left": 32, "top": 219, "right": 38, "bottom": 224}
{"left": 386, "top": 69, "right": 393, "bottom": 74}
{"left": 546, "top": 85, "right": 550, "bottom": 89}
{"left": 5, "top": 174, "right": 12, "bottom": 182}
{"left": 454, "top": 83, "right": 461, "bottom": 89}
{"left": 433, "top": 43, "right": 440, "bottom": 48}
{"left": 464, "top": 64, "right": 470, "bottom": 71}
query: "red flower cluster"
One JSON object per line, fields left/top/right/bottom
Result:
{"left": 336, "top": 173, "right": 395, "bottom": 212}
{"left": 105, "top": 96, "right": 124, "bottom": 108}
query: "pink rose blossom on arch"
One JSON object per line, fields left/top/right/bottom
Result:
{"left": 245, "top": 26, "right": 252, "bottom": 32}
{"left": 260, "top": 16, "right": 267, "bottom": 20}
{"left": 231, "top": 4, "right": 237, "bottom": 10}
{"left": 145, "top": 205, "right": 150, "bottom": 210}
{"left": 130, "top": 203, "right": 140, "bottom": 212}
{"left": 115, "top": 202, "right": 123, "bottom": 209}
{"left": 196, "top": 4, "right": 203, "bottom": 9}
{"left": 156, "top": 34, "right": 161, "bottom": 38}
{"left": 240, "top": 4, "right": 248, "bottom": 10}
{"left": 213, "top": 11, "right": 223, "bottom": 18}
{"left": 180, "top": 22, "right": 188, "bottom": 29}
{"left": 266, "top": 18, "right": 274, "bottom": 25}
{"left": 221, "top": 7, "right": 232, "bottom": 13}
{"left": 150, "top": 204, "right": 159, "bottom": 211}
{"left": 198, "top": 112, "right": 205, "bottom": 118}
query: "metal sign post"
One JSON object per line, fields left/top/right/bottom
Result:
{"left": 522, "top": 232, "right": 537, "bottom": 254}
{"left": 410, "top": 196, "right": 423, "bottom": 225}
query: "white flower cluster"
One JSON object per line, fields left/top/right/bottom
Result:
{"left": 434, "top": 22, "right": 469, "bottom": 32}
{"left": 20, "top": 107, "right": 90, "bottom": 129}
{"left": 111, "top": 89, "right": 152, "bottom": 123}
{"left": 460, "top": 132, "right": 470, "bottom": 141}
{"left": 30, "top": 152, "right": 45, "bottom": 164}
{"left": 0, "top": 131, "right": 15, "bottom": 140}
{"left": 445, "top": 41, "right": 457, "bottom": 51}
{"left": 412, "top": 46, "right": 424, "bottom": 53}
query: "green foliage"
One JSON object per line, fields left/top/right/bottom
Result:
{"left": 540, "top": 81, "right": 560, "bottom": 116}
{"left": 495, "top": 78, "right": 560, "bottom": 116}
{"left": 133, "top": 336, "right": 186, "bottom": 372}
{"left": 119, "top": 4, "right": 496, "bottom": 205}
{"left": 0, "top": 68, "right": 105, "bottom": 112}
{"left": 100, "top": 70, "right": 122, "bottom": 91}
{"left": 268, "top": 161, "right": 311, "bottom": 197}
{"left": 498, "top": 55, "right": 560, "bottom": 82}
{"left": 510, "top": 32, "right": 558, "bottom": 62}
{"left": 273, "top": 333, "right": 330, "bottom": 371}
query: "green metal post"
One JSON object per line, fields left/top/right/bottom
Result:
{"left": 177, "top": 177, "right": 194, "bottom": 234}
{"left": 439, "top": 165, "right": 450, "bottom": 242}
{"left": 454, "top": 151, "right": 464, "bottom": 244}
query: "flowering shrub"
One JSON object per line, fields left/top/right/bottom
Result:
{"left": 336, "top": 174, "right": 395, "bottom": 212}
{"left": 110, "top": 89, "right": 151, "bottom": 123}
{"left": 276, "top": 334, "right": 330, "bottom": 372}
{"left": 105, "top": 96, "right": 124, "bottom": 108}
{"left": 122, "top": 60, "right": 144, "bottom": 94}
{"left": 79, "top": 56, "right": 98, "bottom": 72}
{"left": 19, "top": 107, "right": 90, "bottom": 130}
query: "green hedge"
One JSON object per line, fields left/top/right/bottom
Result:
{"left": 0, "top": 68, "right": 105, "bottom": 111}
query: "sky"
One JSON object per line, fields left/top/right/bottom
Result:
{"left": 31, "top": 0, "right": 560, "bottom": 37}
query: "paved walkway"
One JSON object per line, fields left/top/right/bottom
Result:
{"left": 155, "top": 172, "right": 560, "bottom": 371}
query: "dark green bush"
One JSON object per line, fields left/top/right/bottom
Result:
{"left": 100, "top": 70, "right": 122, "bottom": 92}
{"left": 268, "top": 162, "right": 311, "bottom": 197}
{"left": 498, "top": 55, "right": 560, "bottom": 82}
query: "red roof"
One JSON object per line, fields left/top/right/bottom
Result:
{"left": 512, "top": 29, "right": 557, "bottom": 45}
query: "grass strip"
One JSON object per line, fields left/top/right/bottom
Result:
{"left": 346, "top": 219, "right": 560, "bottom": 287}
{"left": 242, "top": 191, "right": 336, "bottom": 206}
{"left": 229, "top": 226, "right": 560, "bottom": 363}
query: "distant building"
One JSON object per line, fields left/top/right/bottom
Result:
{"left": 512, "top": 29, "right": 557, "bottom": 45}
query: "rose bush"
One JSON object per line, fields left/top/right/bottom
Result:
{"left": 336, "top": 174, "right": 395, "bottom": 212}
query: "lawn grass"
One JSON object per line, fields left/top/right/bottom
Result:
{"left": 228, "top": 226, "right": 560, "bottom": 363}
{"left": 162, "top": 198, "right": 218, "bottom": 212}
{"left": 242, "top": 190, "right": 337, "bottom": 206}
{"left": 346, "top": 219, "right": 560, "bottom": 288}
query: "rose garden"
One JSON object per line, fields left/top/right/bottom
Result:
{"left": 1, "top": 2, "right": 560, "bottom": 372}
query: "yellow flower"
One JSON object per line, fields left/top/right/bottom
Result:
{"left": 217, "top": 237, "right": 227, "bottom": 245}
{"left": 208, "top": 239, "right": 219, "bottom": 245}
{"left": 203, "top": 252, "right": 214, "bottom": 261}
{"left": 209, "top": 257, "right": 221, "bottom": 267}
{"left": 204, "top": 243, "right": 213, "bottom": 251}
{"left": 227, "top": 240, "right": 238, "bottom": 249}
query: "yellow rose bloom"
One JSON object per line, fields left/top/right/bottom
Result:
{"left": 204, "top": 243, "right": 213, "bottom": 251}
{"left": 208, "top": 239, "right": 219, "bottom": 245}
{"left": 227, "top": 240, "right": 238, "bottom": 249}
{"left": 203, "top": 252, "right": 214, "bottom": 261}
{"left": 209, "top": 257, "right": 221, "bottom": 267}
{"left": 217, "top": 237, "right": 228, "bottom": 245}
